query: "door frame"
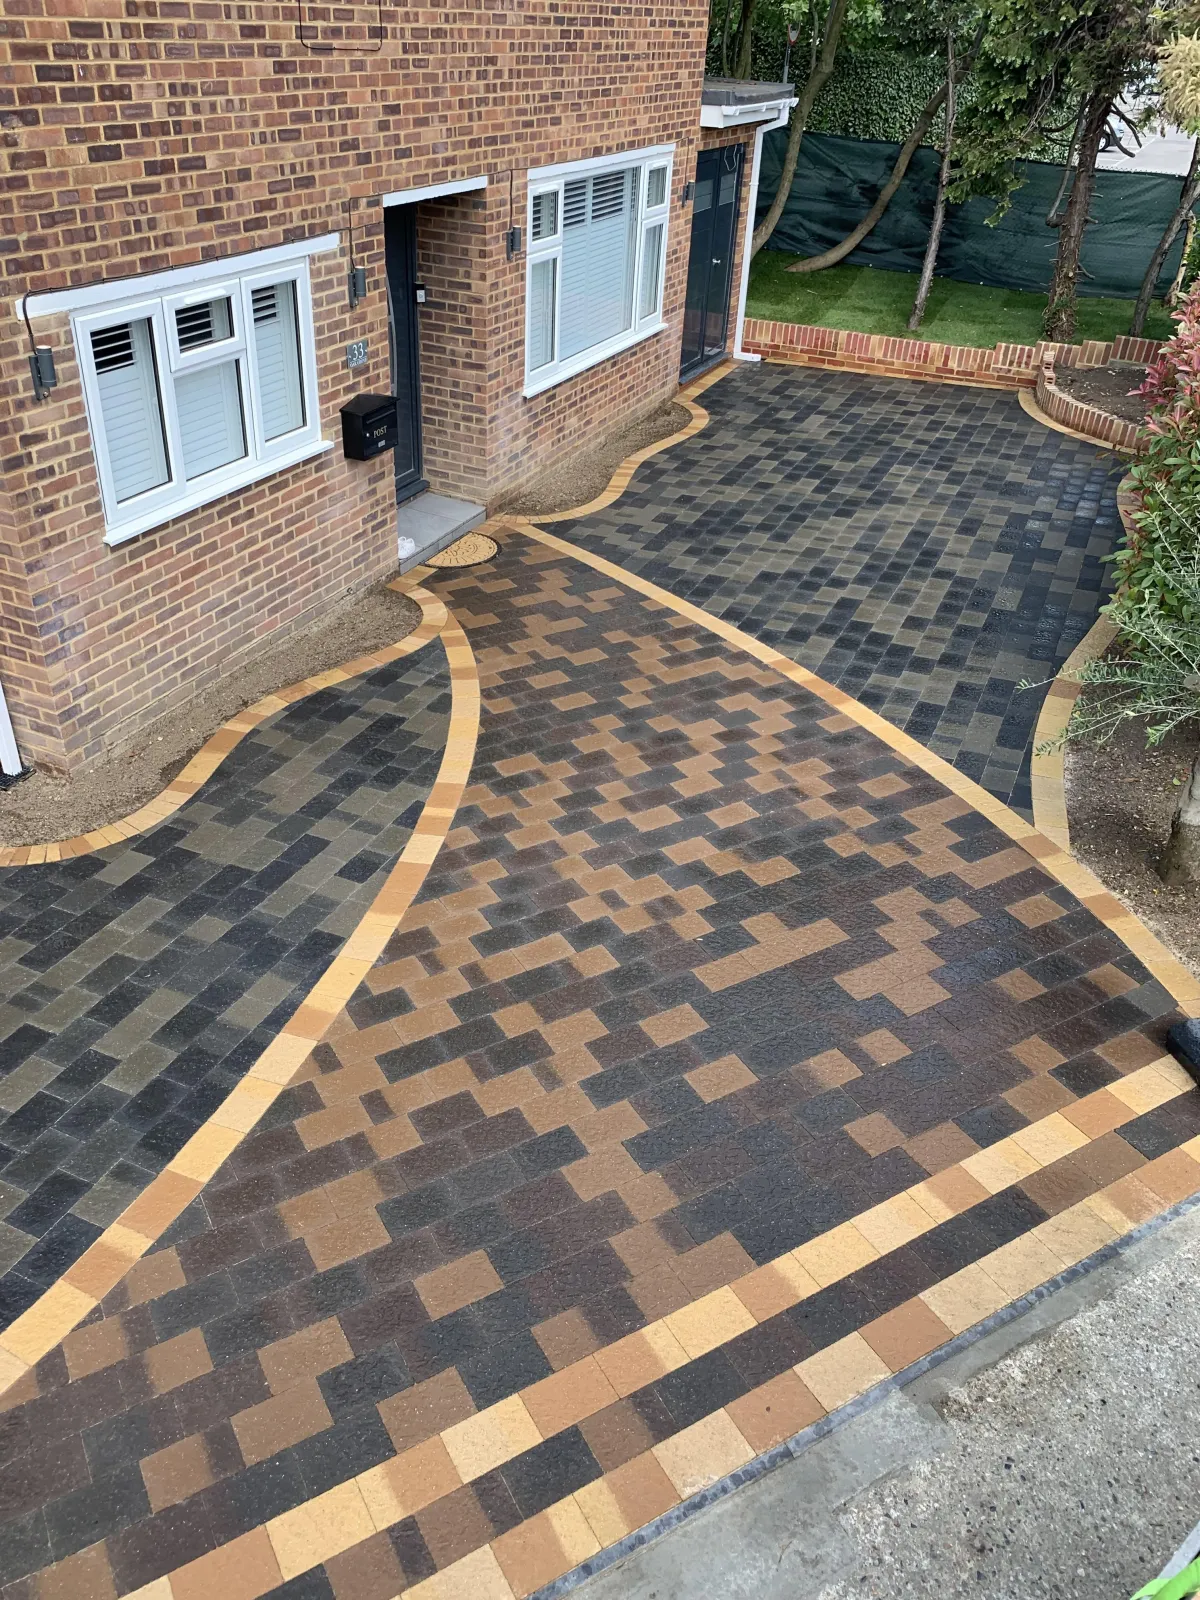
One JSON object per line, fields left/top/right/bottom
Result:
{"left": 680, "top": 142, "right": 744, "bottom": 379}
{"left": 383, "top": 203, "right": 427, "bottom": 506}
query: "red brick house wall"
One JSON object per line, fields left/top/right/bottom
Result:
{"left": 0, "top": 0, "right": 710, "bottom": 772}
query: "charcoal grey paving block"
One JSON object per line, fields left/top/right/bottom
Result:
{"left": 0, "top": 641, "right": 451, "bottom": 1328}
{"left": 551, "top": 365, "right": 1122, "bottom": 817}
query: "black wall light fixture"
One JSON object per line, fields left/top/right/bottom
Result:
{"left": 20, "top": 294, "right": 57, "bottom": 403}
{"left": 346, "top": 200, "right": 367, "bottom": 308}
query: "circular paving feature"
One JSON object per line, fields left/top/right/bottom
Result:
{"left": 426, "top": 530, "right": 499, "bottom": 568}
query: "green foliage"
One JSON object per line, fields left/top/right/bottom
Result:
{"left": 1054, "top": 500, "right": 1200, "bottom": 747}
{"left": 1053, "top": 283, "right": 1200, "bottom": 752}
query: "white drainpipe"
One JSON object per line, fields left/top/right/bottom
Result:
{"left": 0, "top": 677, "right": 24, "bottom": 778}
{"left": 732, "top": 99, "right": 794, "bottom": 363}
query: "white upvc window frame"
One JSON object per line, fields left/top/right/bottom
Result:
{"left": 73, "top": 254, "right": 328, "bottom": 546}
{"left": 524, "top": 143, "right": 674, "bottom": 398}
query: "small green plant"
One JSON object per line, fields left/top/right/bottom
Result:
{"left": 1063, "top": 498, "right": 1200, "bottom": 750}
{"left": 1046, "top": 286, "right": 1200, "bottom": 884}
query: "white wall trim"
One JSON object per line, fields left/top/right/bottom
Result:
{"left": 700, "top": 97, "right": 796, "bottom": 129}
{"left": 381, "top": 174, "right": 489, "bottom": 207}
{"left": 19, "top": 233, "right": 341, "bottom": 320}
{"left": 732, "top": 101, "right": 793, "bottom": 361}
{"left": 529, "top": 143, "right": 676, "bottom": 185}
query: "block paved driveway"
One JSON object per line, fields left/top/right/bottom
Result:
{"left": 0, "top": 650, "right": 451, "bottom": 1327}
{"left": 1, "top": 527, "right": 1196, "bottom": 1600}
{"left": 550, "top": 362, "right": 1126, "bottom": 815}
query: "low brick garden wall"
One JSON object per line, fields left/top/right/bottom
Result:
{"left": 741, "top": 318, "right": 1160, "bottom": 412}
{"left": 1033, "top": 356, "right": 1143, "bottom": 451}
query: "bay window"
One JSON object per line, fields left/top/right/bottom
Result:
{"left": 74, "top": 255, "right": 325, "bottom": 544}
{"left": 525, "top": 145, "right": 673, "bottom": 395}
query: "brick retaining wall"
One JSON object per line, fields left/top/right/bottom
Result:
{"left": 741, "top": 317, "right": 1161, "bottom": 393}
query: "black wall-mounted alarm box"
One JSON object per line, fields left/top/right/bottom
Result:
{"left": 341, "top": 394, "right": 397, "bottom": 460}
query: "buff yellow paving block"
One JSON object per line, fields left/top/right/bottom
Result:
{"left": 441, "top": 1393, "right": 543, "bottom": 1481}
{"left": 573, "top": 1475, "right": 632, "bottom": 1549}
{"left": 796, "top": 1332, "right": 891, "bottom": 1412}
{"left": 961, "top": 1137, "right": 1041, "bottom": 1194}
{"left": 406, "top": 1543, "right": 516, "bottom": 1600}
{"left": 1010, "top": 1111, "right": 1091, "bottom": 1166}
{"left": 0, "top": 1278, "right": 96, "bottom": 1366}
{"left": 169, "top": 1121, "right": 242, "bottom": 1183}
{"left": 1108, "top": 1062, "right": 1186, "bottom": 1115}
{"left": 854, "top": 1192, "right": 938, "bottom": 1254}
{"left": 249, "top": 1033, "right": 319, "bottom": 1086}
{"left": 664, "top": 1285, "right": 757, "bottom": 1359}
{"left": 792, "top": 1221, "right": 879, "bottom": 1286}
{"left": 121, "top": 1579, "right": 175, "bottom": 1600}
{"left": 919, "top": 1261, "right": 1018, "bottom": 1336}
{"left": 210, "top": 1075, "right": 280, "bottom": 1134}
{"left": 652, "top": 1409, "right": 755, "bottom": 1498}
{"left": 1035, "top": 1199, "right": 1120, "bottom": 1267}
{"left": 979, "top": 1231, "right": 1066, "bottom": 1300}
{"left": 267, "top": 1480, "right": 376, "bottom": 1580}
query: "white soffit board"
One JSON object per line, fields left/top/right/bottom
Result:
{"left": 382, "top": 174, "right": 489, "bottom": 207}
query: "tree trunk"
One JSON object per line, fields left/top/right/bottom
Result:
{"left": 732, "top": 0, "right": 758, "bottom": 80}
{"left": 750, "top": 0, "right": 849, "bottom": 257}
{"left": 1168, "top": 212, "right": 1196, "bottom": 307}
{"left": 1131, "top": 136, "right": 1200, "bottom": 337}
{"left": 1160, "top": 751, "right": 1200, "bottom": 885}
{"left": 1042, "top": 90, "right": 1112, "bottom": 343}
{"left": 784, "top": 77, "right": 948, "bottom": 273}
{"left": 719, "top": 0, "right": 734, "bottom": 77}
{"left": 908, "top": 35, "right": 957, "bottom": 332}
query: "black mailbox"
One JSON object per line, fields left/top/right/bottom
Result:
{"left": 341, "top": 394, "right": 397, "bottom": 460}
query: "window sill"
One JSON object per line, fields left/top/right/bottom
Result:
{"left": 102, "top": 437, "right": 335, "bottom": 547}
{"left": 523, "top": 319, "right": 667, "bottom": 399}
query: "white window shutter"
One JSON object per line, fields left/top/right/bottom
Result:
{"left": 559, "top": 169, "right": 638, "bottom": 360}
{"left": 174, "top": 359, "right": 247, "bottom": 480}
{"left": 90, "top": 319, "right": 170, "bottom": 503}
{"left": 251, "top": 282, "right": 305, "bottom": 440}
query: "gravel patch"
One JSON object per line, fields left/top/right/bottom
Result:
{"left": 497, "top": 399, "right": 691, "bottom": 517}
{"left": 1066, "top": 711, "right": 1200, "bottom": 978}
{"left": 0, "top": 581, "right": 421, "bottom": 847}
{"left": 818, "top": 1226, "right": 1200, "bottom": 1600}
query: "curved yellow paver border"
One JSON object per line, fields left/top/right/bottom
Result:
{"left": 526, "top": 360, "right": 731, "bottom": 525}
{"left": 1029, "top": 476, "right": 1140, "bottom": 853}
{"left": 508, "top": 515, "right": 1200, "bottom": 1024}
{"left": 1029, "top": 613, "right": 1119, "bottom": 850}
{"left": 0, "top": 580, "right": 481, "bottom": 1396}
{"left": 0, "top": 586, "right": 443, "bottom": 866}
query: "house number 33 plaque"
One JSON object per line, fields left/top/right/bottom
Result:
{"left": 346, "top": 339, "right": 369, "bottom": 369}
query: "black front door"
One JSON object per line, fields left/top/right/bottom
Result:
{"left": 681, "top": 144, "right": 744, "bottom": 377}
{"left": 384, "top": 204, "right": 426, "bottom": 504}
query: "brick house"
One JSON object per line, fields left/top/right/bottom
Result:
{"left": 0, "top": 0, "right": 791, "bottom": 776}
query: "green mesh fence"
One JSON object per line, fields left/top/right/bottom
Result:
{"left": 757, "top": 129, "right": 1194, "bottom": 299}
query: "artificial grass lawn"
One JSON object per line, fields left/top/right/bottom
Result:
{"left": 746, "top": 255, "right": 1177, "bottom": 348}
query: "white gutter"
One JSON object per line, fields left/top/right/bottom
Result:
{"left": 732, "top": 97, "right": 795, "bottom": 363}
{"left": 0, "top": 678, "right": 23, "bottom": 778}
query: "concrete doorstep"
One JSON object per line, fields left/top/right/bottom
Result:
{"left": 564, "top": 1199, "right": 1200, "bottom": 1600}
